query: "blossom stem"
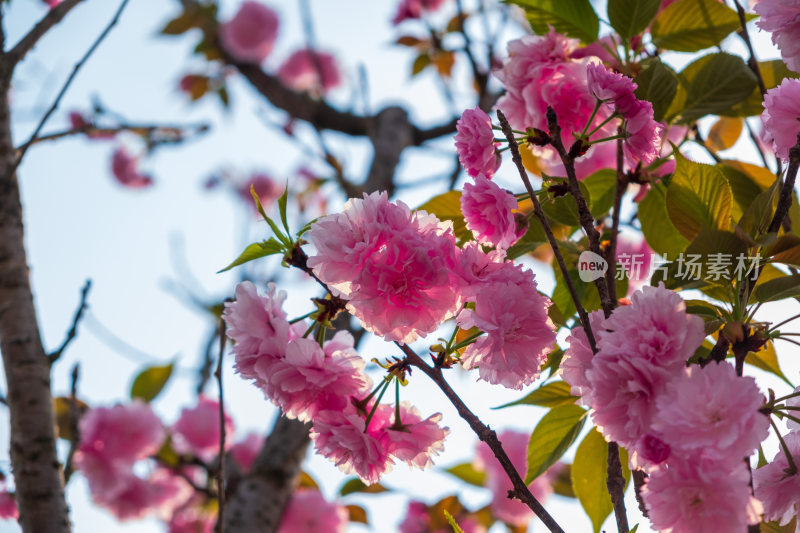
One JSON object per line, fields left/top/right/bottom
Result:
{"left": 363, "top": 378, "right": 391, "bottom": 433}
{"left": 770, "top": 417, "right": 798, "bottom": 476}
{"left": 580, "top": 100, "right": 604, "bottom": 138}
{"left": 449, "top": 331, "right": 484, "bottom": 353}
{"left": 774, "top": 390, "right": 800, "bottom": 404}
{"left": 393, "top": 378, "right": 402, "bottom": 428}
{"left": 585, "top": 111, "right": 621, "bottom": 139}
{"left": 399, "top": 343, "right": 566, "bottom": 533}
{"left": 289, "top": 311, "right": 315, "bottom": 324}
{"left": 302, "top": 322, "right": 316, "bottom": 339}
{"left": 769, "top": 312, "right": 800, "bottom": 333}
{"left": 589, "top": 134, "right": 627, "bottom": 145}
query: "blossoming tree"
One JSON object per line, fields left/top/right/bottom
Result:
{"left": 4, "top": 0, "right": 800, "bottom": 532}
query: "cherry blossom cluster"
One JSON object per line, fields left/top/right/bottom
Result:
{"left": 71, "top": 397, "right": 264, "bottom": 530}
{"left": 561, "top": 285, "right": 769, "bottom": 531}
{"left": 753, "top": 402, "right": 800, "bottom": 527}
{"left": 755, "top": 0, "right": 800, "bottom": 74}
{"left": 222, "top": 280, "right": 450, "bottom": 484}
{"left": 218, "top": 1, "right": 341, "bottom": 95}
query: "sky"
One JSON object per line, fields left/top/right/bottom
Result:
{"left": 0, "top": 0, "right": 797, "bottom": 532}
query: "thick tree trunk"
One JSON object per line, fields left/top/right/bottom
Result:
{"left": 0, "top": 52, "right": 70, "bottom": 533}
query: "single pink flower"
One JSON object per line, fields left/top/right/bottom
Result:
{"left": 474, "top": 430, "right": 556, "bottom": 526}
{"left": 455, "top": 107, "right": 500, "bottom": 178}
{"left": 753, "top": 431, "right": 800, "bottom": 525}
{"left": 218, "top": 1, "right": 279, "bottom": 64}
{"left": 452, "top": 241, "right": 507, "bottom": 296}
{"left": 461, "top": 174, "right": 524, "bottom": 250}
{"left": 586, "top": 63, "right": 663, "bottom": 165}
{"left": 278, "top": 49, "right": 341, "bottom": 93}
{"left": 616, "top": 237, "right": 653, "bottom": 292}
{"left": 560, "top": 310, "right": 606, "bottom": 403}
{"left": 634, "top": 433, "right": 671, "bottom": 468}
{"left": 167, "top": 505, "right": 216, "bottom": 533}
{"left": 762, "top": 78, "right": 800, "bottom": 160}
{"left": 111, "top": 148, "right": 153, "bottom": 188}
{"left": 0, "top": 486, "right": 18, "bottom": 520}
{"left": 756, "top": 0, "right": 800, "bottom": 73}
{"left": 222, "top": 281, "right": 300, "bottom": 387}
{"left": 278, "top": 489, "right": 348, "bottom": 533}
{"left": 172, "top": 396, "right": 235, "bottom": 462}
{"left": 75, "top": 402, "right": 166, "bottom": 495}
{"left": 456, "top": 271, "right": 556, "bottom": 389}
{"left": 310, "top": 405, "right": 394, "bottom": 484}
{"left": 307, "top": 192, "right": 462, "bottom": 343}
{"left": 652, "top": 362, "right": 768, "bottom": 463}
{"left": 265, "top": 334, "right": 369, "bottom": 421}
{"left": 642, "top": 458, "right": 762, "bottom": 533}
{"left": 230, "top": 433, "right": 264, "bottom": 473}
{"left": 384, "top": 402, "right": 449, "bottom": 469}
{"left": 392, "top": 0, "right": 447, "bottom": 25}
{"left": 96, "top": 469, "right": 192, "bottom": 521}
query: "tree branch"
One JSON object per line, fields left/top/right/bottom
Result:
{"left": 11, "top": 0, "right": 132, "bottom": 175}
{"left": 48, "top": 279, "right": 91, "bottom": 365}
{"left": 5, "top": 0, "right": 85, "bottom": 68}
{"left": 215, "top": 318, "right": 227, "bottom": 533}
{"left": 398, "top": 344, "right": 565, "bottom": 533}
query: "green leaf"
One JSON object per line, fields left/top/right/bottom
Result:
{"left": 494, "top": 380, "right": 577, "bottom": 409}
{"left": 160, "top": 12, "right": 199, "bottom": 35}
{"left": 551, "top": 463, "right": 576, "bottom": 498}
{"left": 629, "top": 526, "right": 639, "bottom": 533}
{"left": 680, "top": 53, "right": 757, "bottom": 123}
{"left": 633, "top": 59, "right": 678, "bottom": 122}
{"left": 417, "top": 191, "right": 471, "bottom": 242}
{"left": 666, "top": 151, "right": 733, "bottom": 241}
{"left": 761, "top": 517, "right": 798, "bottom": 533}
{"left": 747, "top": 341, "right": 794, "bottom": 387}
{"left": 766, "top": 234, "right": 800, "bottom": 267}
{"left": 651, "top": 0, "right": 752, "bottom": 52}
{"left": 278, "top": 183, "right": 290, "bottom": 235}
{"left": 525, "top": 405, "right": 587, "bottom": 483}
{"left": 339, "top": 478, "right": 390, "bottom": 496}
{"left": 217, "top": 239, "right": 284, "bottom": 273}
{"left": 506, "top": 216, "right": 549, "bottom": 260}
{"left": 504, "top": 0, "right": 599, "bottom": 43}
{"left": 130, "top": 363, "right": 174, "bottom": 403}
{"left": 708, "top": 117, "right": 743, "bottom": 152}
{"left": 250, "top": 186, "right": 290, "bottom": 245}
{"left": 443, "top": 510, "right": 465, "bottom": 533}
{"left": 583, "top": 169, "right": 617, "bottom": 218}
{"left": 718, "top": 161, "right": 774, "bottom": 224}
{"left": 608, "top": 0, "right": 660, "bottom": 39}
{"left": 552, "top": 261, "right": 627, "bottom": 319}
{"left": 412, "top": 54, "right": 431, "bottom": 76}
{"left": 572, "top": 428, "right": 630, "bottom": 533}
{"left": 542, "top": 181, "right": 592, "bottom": 227}
{"left": 683, "top": 229, "right": 749, "bottom": 283}
{"left": 753, "top": 274, "right": 800, "bottom": 303}
{"left": 638, "top": 182, "right": 689, "bottom": 256}
{"left": 444, "top": 462, "right": 486, "bottom": 487}
{"left": 739, "top": 176, "right": 781, "bottom": 239}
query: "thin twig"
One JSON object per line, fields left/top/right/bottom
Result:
{"left": 12, "top": 0, "right": 132, "bottom": 174}
{"left": 496, "top": 109, "right": 597, "bottom": 351}
{"left": 545, "top": 107, "right": 614, "bottom": 317}
{"left": 5, "top": 0, "right": 85, "bottom": 67}
{"left": 732, "top": 0, "right": 767, "bottom": 98}
{"left": 398, "top": 343, "right": 565, "bottom": 533}
{"left": 48, "top": 279, "right": 91, "bottom": 365}
{"left": 19, "top": 122, "right": 209, "bottom": 150}
{"left": 215, "top": 317, "right": 227, "bottom": 533}
{"left": 62, "top": 364, "right": 81, "bottom": 484}
{"left": 606, "top": 135, "right": 627, "bottom": 301}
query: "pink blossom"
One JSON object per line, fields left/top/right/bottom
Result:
{"left": 461, "top": 175, "right": 524, "bottom": 250}
{"left": 230, "top": 433, "right": 264, "bottom": 473}
{"left": 475, "top": 430, "right": 555, "bottom": 526}
{"left": 456, "top": 270, "right": 556, "bottom": 389}
{"left": 111, "top": 148, "right": 152, "bottom": 188}
{"left": 278, "top": 49, "right": 341, "bottom": 93}
{"left": 642, "top": 458, "right": 762, "bottom": 532}
{"left": 634, "top": 433, "right": 671, "bottom": 467}
{"left": 266, "top": 334, "right": 369, "bottom": 421}
{"left": 278, "top": 490, "right": 348, "bottom": 533}
{"left": 172, "top": 397, "right": 235, "bottom": 462}
{"left": 222, "top": 282, "right": 294, "bottom": 385}
{"left": 310, "top": 405, "right": 394, "bottom": 484}
{"left": 237, "top": 173, "right": 283, "bottom": 213}
{"left": 753, "top": 431, "right": 800, "bottom": 524}
{"left": 69, "top": 111, "right": 90, "bottom": 130}
{"left": 0, "top": 486, "right": 18, "bottom": 520}
{"left": 560, "top": 310, "right": 606, "bottom": 403}
{"left": 452, "top": 241, "right": 507, "bottom": 296}
{"left": 384, "top": 403, "right": 449, "bottom": 469}
{"left": 652, "top": 362, "right": 768, "bottom": 462}
{"left": 168, "top": 505, "right": 216, "bottom": 533}
{"left": 307, "top": 192, "right": 461, "bottom": 343}
{"left": 586, "top": 63, "right": 663, "bottom": 165}
{"left": 571, "top": 35, "right": 621, "bottom": 67}
{"left": 76, "top": 402, "right": 165, "bottom": 495}
{"left": 756, "top": 0, "right": 800, "bottom": 73}
{"left": 616, "top": 237, "right": 653, "bottom": 292}
{"left": 599, "top": 284, "right": 705, "bottom": 370}
{"left": 762, "top": 78, "right": 800, "bottom": 160}
{"left": 455, "top": 107, "right": 500, "bottom": 178}
{"left": 392, "top": 0, "right": 446, "bottom": 25}
{"left": 495, "top": 32, "right": 594, "bottom": 142}
{"left": 218, "top": 1, "right": 279, "bottom": 64}
{"left": 97, "top": 470, "right": 192, "bottom": 521}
